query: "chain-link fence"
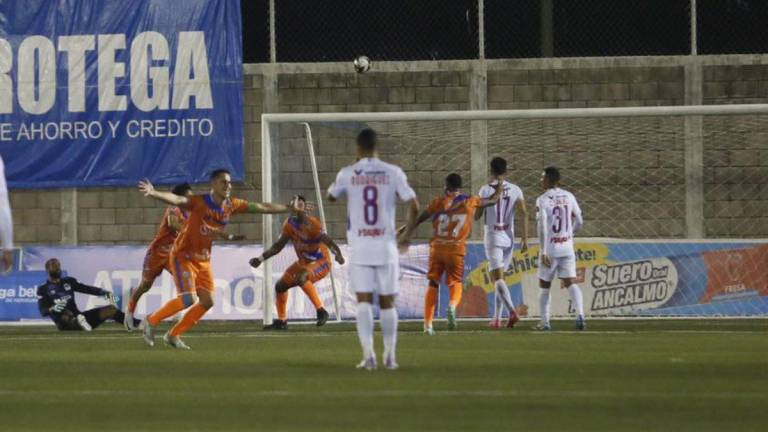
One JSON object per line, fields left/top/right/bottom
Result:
{"left": 241, "top": 0, "right": 768, "bottom": 63}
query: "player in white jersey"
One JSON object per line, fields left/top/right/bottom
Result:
{"left": 0, "top": 155, "right": 14, "bottom": 274}
{"left": 475, "top": 157, "right": 528, "bottom": 328}
{"left": 535, "top": 167, "right": 585, "bottom": 331}
{"left": 327, "top": 129, "right": 419, "bottom": 370}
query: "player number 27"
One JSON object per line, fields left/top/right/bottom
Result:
{"left": 437, "top": 214, "right": 467, "bottom": 238}
{"left": 363, "top": 186, "right": 378, "bottom": 225}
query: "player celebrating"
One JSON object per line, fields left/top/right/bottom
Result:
{"left": 137, "top": 169, "right": 292, "bottom": 349}
{"left": 409, "top": 173, "right": 502, "bottom": 335}
{"left": 475, "top": 157, "right": 528, "bottom": 328}
{"left": 249, "top": 195, "right": 345, "bottom": 329}
{"left": 328, "top": 128, "right": 419, "bottom": 370}
{"left": 124, "top": 183, "right": 192, "bottom": 330}
{"left": 535, "top": 166, "right": 585, "bottom": 331}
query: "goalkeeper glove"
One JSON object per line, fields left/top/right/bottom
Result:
{"left": 103, "top": 292, "right": 118, "bottom": 306}
{"left": 50, "top": 299, "right": 67, "bottom": 314}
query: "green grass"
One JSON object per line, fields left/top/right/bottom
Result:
{"left": 1, "top": 319, "right": 766, "bottom": 432}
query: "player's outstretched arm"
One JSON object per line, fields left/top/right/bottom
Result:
{"left": 397, "top": 198, "right": 420, "bottom": 250}
{"left": 138, "top": 179, "right": 190, "bottom": 207}
{"left": 249, "top": 234, "right": 289, "bottom": 269}
{"left": 247, "top": 202, "right": 290, "bottom": 214}
{"left": 320, "top": 233, "right": 345, "bottom": 265}
{"left": 516, "top": 198, "right": 529, "bottom": 253}
{"left": 479, "top": 180, "right": 504, "bottom": 208}
{"left": 71, "top": 279, "right": 118, "bottom": 305}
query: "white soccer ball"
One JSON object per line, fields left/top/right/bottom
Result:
{"left": 353, "top": 56, "right": 371, "bottom": 73}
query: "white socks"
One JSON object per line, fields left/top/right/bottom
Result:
{"left": 568, "top": 284, "right": 584, "bottom": 317}
{"left": 380, "top": 307, "right": 398, "bottom": 361}
{"left": 495, "top": 279, "right": 515, "bottom": 315}
{"left": 356, "top": 302, "right": 375, "bottom": 359}
{"left": 539, "top": 288, "right": 551, "bottom": 324}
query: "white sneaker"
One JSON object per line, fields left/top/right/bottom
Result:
{"left": 163, "top": 332, "right": 191, "bottom": 350}
{"left": 124, "top": 310, "right": 135, "bottom": 332}
{"left": 383, "top": 351, "right": 399, "bottom": 370}
{"left": 423, "top": 325, "right": 435, "bottom": 335}
{"left": 356, "top": 357, "right": 377, "bottom": 371}
{"left": 76, "top": 314, "right": 92, "bottom": 332}
{"left": 140, "top": 319, "right": 155, "bottom": 347}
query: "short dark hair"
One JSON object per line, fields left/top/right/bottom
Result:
{"left": 171, "top": 183, "right": 192, "bottom": 196}
{"left": 445, "top": 173, "right": 462, "bottom": 191}
{"left": 209, "top": 168, "right": 231, "bottom": 181}
{"left": 293, "top": 194, "right": 306, "bottom": 203}
{"left": 490, "top": 157, "right": 507, "bottom": 175}
{"left": 356, "top": 128, "right": 377, "bottom": 151}
{"left": 543, "top": 166, "right": 561, "bottom": 184}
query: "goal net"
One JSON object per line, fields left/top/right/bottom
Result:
{"left": 261, "top": 105, "right": 768, "bottom": 323}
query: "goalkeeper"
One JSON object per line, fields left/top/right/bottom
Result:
{"left": 36, "top": 258, "right": 138, "bottom": 331}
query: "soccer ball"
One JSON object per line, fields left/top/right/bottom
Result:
{"left": 353, "top": 56, "right": 371, "bottom": 73}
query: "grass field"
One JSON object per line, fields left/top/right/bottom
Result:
{"left": 0, "top": 319, "right": 766, "bottom": 432}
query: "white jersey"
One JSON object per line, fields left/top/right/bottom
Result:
{"left": 328, "top": 157, "right": 416, "bottom": 265}
{"left": 535, "top": 188, "right": 582, "bottom": 258}
{"left": 478, "top": 180, "right": 523, "bottom": 248}
{"left": 0, "top": 155, "right": 13, "bottom": 251}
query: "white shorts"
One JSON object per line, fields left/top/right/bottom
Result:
{"left": 537, "top": 255, "right": 577, "bottom": 282}
{"left": 485, "top": 245, "right": 514, "bottom": 271}
{"left": 349, "top": 263, "right": 399, "bottom": 296}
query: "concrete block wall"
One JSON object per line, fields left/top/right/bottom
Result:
{"left": 7, "top": 57, "right": 768, "bottom": 245}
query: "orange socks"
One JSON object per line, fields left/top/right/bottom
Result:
{"left": 300, "top": 282, "right": 323, "bottom": 310}
{"left": 147, "top": 297, "right": 187, "bottom": 326}
{"left": 448, "top": 283, "right": 463, "bottom": 309}
{"left": 169, "top": 303, "right": 209, "bottom": 337}
{"left": 276, "top": 291, "right": 288, "bottom": 320}
{"left": 424, "top": 286, "right": 438, "bottom": 327}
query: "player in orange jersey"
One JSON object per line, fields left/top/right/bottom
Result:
{"left": 137, "top": 169, "right": 293, "bottom": 349}
{"left": 124, "top": 183, "right": 245, "bottom": 331}
{"left": 249, "top": 195, "right": 345, "bottom": 330}
{"left": 410, "top": 173, "right": 503, "bottom": 334}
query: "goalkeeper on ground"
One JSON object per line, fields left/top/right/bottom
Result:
{"left": 36, "top": 258, "right": 138, "bottom": 331}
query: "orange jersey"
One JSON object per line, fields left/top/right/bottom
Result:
{"left": 427, "top": 193, "right": 482, "bottom": 256}
{"left": 148, "top": 207, "right": 188, "bottom": 252}
{"left": 174, "top": 194, "right": 249, "bottom": 261}
{"left": 282, "top": 215, "right": 329, "bottom": 262}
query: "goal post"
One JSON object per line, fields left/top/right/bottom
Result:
{"left": 261, "top": 104, "right": 768, "bottom": 323}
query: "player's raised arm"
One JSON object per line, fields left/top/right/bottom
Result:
{"left": 320, "top": 233, "right": 345, "bottom": 265}
{"left": 138, "top": 179, "right": 190, "bottom": 208}
{"left": 249, "top": 234, "right": 290, "bottom": 269}
{"left": 246, "top": 201, "right": 292, "bottom": 214}
{"left": 516, "top": 198, "right": 529, "bottom": 253}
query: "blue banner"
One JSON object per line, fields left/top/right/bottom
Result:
{"left": 0, "top": 0, "right": 243, "bottom": 188}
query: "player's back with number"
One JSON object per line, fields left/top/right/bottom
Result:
{"left": 428, "top": 194, "right": 480, "bottom": 256}
{"left": 480, "top": 180, "right": 523, "bottom": 247}
{"left": 330, "top": 158, "right": 415, "bottom": 264}
{"left": 536, "top": 188, "right": 582, "bottom": 258}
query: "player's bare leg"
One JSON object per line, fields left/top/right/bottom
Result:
{"left": 125, "top": 279, "right": 152, "bottom": 331}
{"left": 355, "top": 292, "right": 377, "bottom": 370}
{"left": 379, "top": 294, "right": 399, "bottom": 370}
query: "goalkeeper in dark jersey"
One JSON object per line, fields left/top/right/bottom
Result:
{"left": 36, "top": 258, "right": 139, "bottom": 331}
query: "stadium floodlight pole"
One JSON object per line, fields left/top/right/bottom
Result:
{"left": 301, "top": 122, "right": 343, "bottom": 322}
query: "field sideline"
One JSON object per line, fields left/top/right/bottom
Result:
{"left": 1, "top": 319, "right": 766, "bottom": 432}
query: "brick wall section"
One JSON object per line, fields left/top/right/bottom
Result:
{"left": 6, "top": 63, "right": 768, "bottom": 244}
{"left": 702, "top": 65, "right": 768, "bottom": 237}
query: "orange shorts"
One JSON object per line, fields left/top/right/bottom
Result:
{"left": 142, "top": 246, "right": 172, "bottom": 282}
{"left": 279, "top": 255, "right": 332, "bottom": 288}
{"left": 170, "top": 252, "right": 215, "bottom": 294}
{"left": 427, "top": 250, "right": 465, "bottom": 287}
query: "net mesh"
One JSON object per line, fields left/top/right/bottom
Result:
{"left": 264, "top": 113, "right": 768, "bottom": 320}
